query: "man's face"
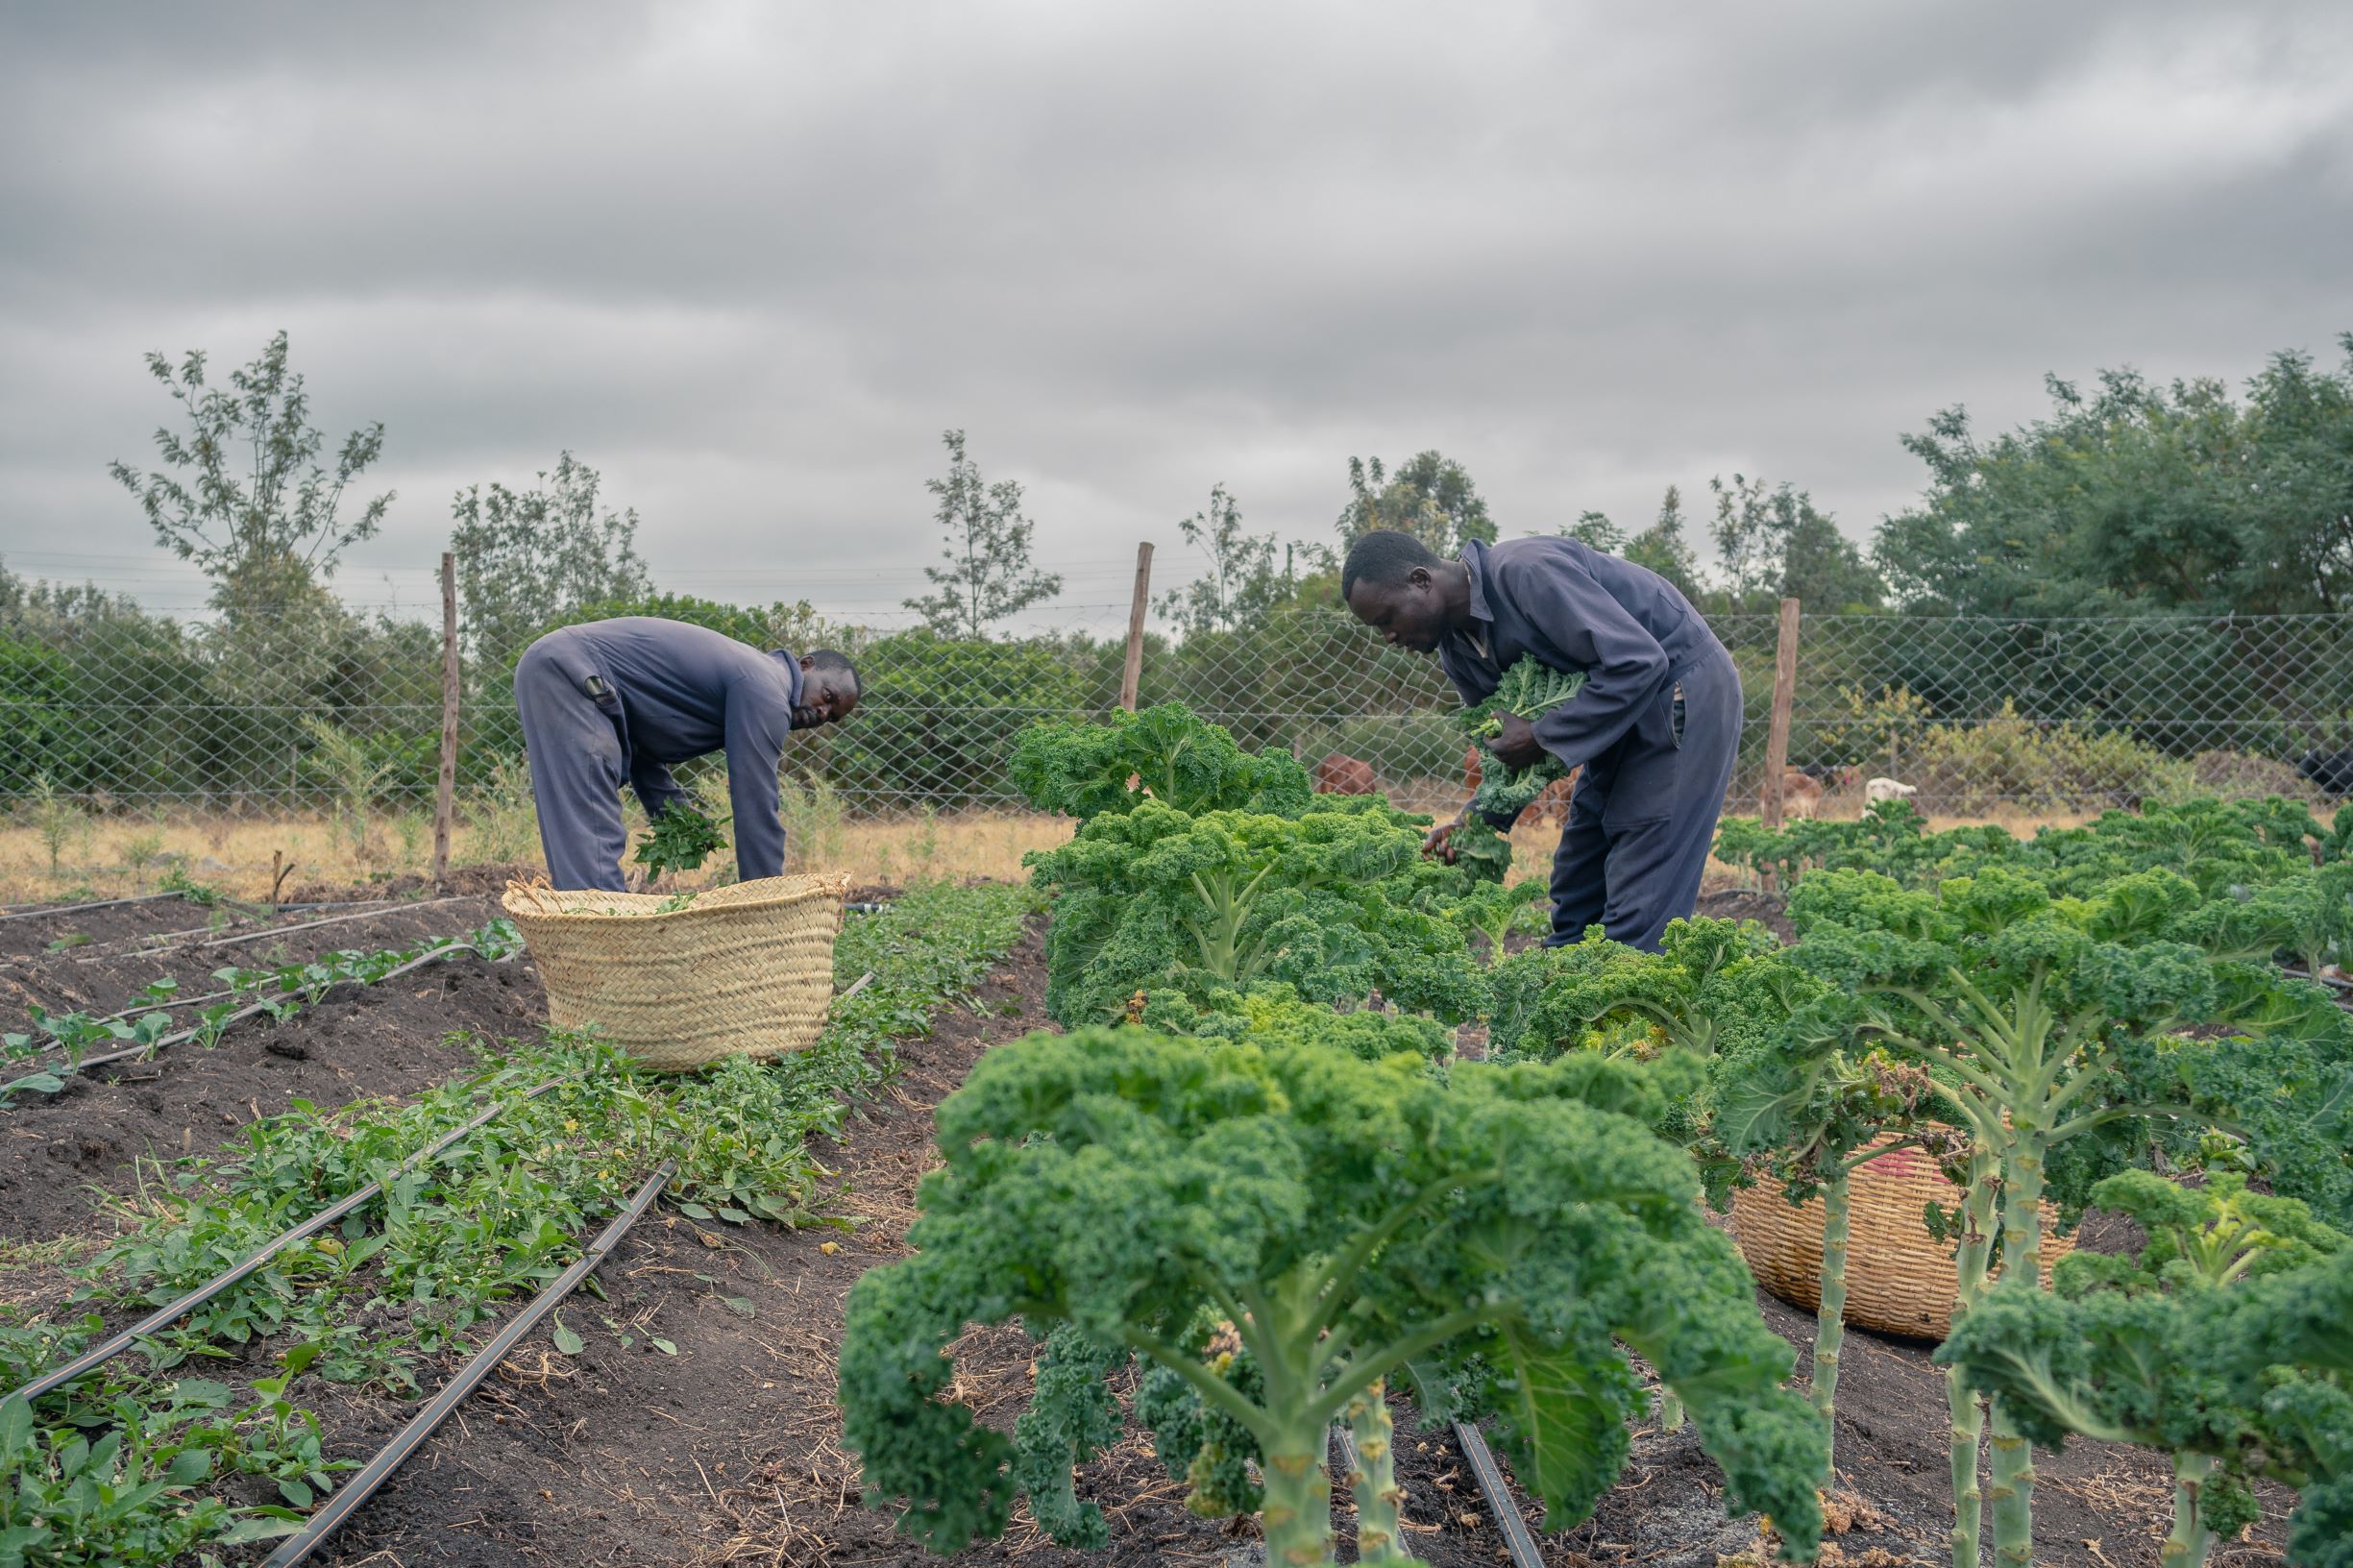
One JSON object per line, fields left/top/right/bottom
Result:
{"left": 795, "top": 666, "right": 860, "bottom": 728}
{"left": 1345, "top": 569, "right": 1447, "bottom": 653}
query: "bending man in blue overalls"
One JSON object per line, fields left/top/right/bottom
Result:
{"left": 1342, "top": 528, "right": 1742, "bottom": 952}
{"left": 512, "top": 616, "right": 862, "bottom": 892}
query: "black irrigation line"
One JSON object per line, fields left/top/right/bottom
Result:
{"left": 259, "top": 1160, "right": 678, "bottom": 1568}
{"left": 2280, "top": 962, "right": 2353, "bottom": 997}
{"left": 0, "top": 891, "right": 188, "bottom": 924}
{"left": 194, "top": 894, "right": 478, "bottom": 951}
{"left": 2, "top": 1077, "right": 574, "bottom": 1407}
{"left": 58, "top": 894, "right": 476, "bottom": 968}
{"left": 1329, "top": 1409, "right": 1542, "bottom": 1564}
{"left": 1452, "top": 1420, "right": 1546, "bottom": 1568}
{"left": 36, "top": 941, "right": 510, "bottom": 1081}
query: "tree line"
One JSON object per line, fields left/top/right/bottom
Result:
{"left": 0, "top": 330, "right": 2345, "bottom": 812}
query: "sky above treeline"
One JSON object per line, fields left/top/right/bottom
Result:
{"left": 3, "top": 1, "right": 2349, "bottom": 630}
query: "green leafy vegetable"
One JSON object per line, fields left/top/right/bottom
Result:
{"left": 1941, "top": 1235, "right": 2351, "bottom": 1568}
{"left": 1011, "top": 702, "right": 1314, "bottom": 821}
{"left": 837, "top": 1027, "right": 1826, "bottom": 1565}
{"left": 1025, "top": 798, "right": 1485, "bottom": 1026}
{"left": 1462, "top": 656, "right": 1586, "bottom": 822}
{"left": 633, "top": 802, "right": 729, "bottom": 877}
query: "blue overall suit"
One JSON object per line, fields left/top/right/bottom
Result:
{"left": 1438, "top": 537, "right": 1743, "bottom": 951}
{"left": 512, "top": 617, "right": 805, "bottom": 892}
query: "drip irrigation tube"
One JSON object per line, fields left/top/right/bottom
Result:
{"left": 2280, "top": 962, "right": 2353, "bottom": 996}
{"left": 2, "top": 1077, "right": 573, "bottom": 1407}
{"left": 65, "top": 919, "right": 259, "bottom": 962}
{"left": 1452, "top": 1421, "right": 1545, "bottom": 1568}
{"left": 259, "top": 1160, "right": 677, "bottom": 1568}
{"left": 42, "top": 941, "right": 505, "bottom": 1080}
{"left": 197, "top": 894, "right": 477, "bottom": 950}
{"left": 0, "top": 892, "right": 187, "bottom": 924}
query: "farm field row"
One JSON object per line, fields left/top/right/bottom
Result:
{"left": 828, "top": 700, "right": 2348, "bottom": 1568}
{"left": 3, "top": 696, "right": 2347, "bottom": 1566}
{"left": 0, "top": 879, "right": 1036, "bottom": 1565}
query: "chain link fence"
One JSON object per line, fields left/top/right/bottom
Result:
{"left": 2, "top": 586, "right": 2348, "bottom": 830}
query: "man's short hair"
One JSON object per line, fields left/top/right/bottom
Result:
{"left": 807, "top": 648, "right": 861, "bottom": 698}
{"left": 1341, "top": 528, "right": 1444, "bottom": 599}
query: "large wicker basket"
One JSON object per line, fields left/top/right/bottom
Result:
{"left": 502, "top": 873, "right": 851, "bottom": 1071}
{"left": 1728, "top": 1135, "right": 2073, "bottom": 1341}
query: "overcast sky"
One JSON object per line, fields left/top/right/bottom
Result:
{"left": 3, "top": 1, "right": 2348, "bottom": 630}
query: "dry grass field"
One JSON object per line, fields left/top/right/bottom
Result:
{"left": 0, "top": 778, "right": 2131, "bottom": 907}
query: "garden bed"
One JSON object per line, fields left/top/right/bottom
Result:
{"left": 0, "top": 871, "right": 2314, "bottom": 1566}
{"left": 305, "top": 905, "right": 2293, "bottom": 1568}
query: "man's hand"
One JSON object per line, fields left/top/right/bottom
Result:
{"left": 1487, "top": 711, "right": 1544, "bottom": 772}
{"left": 1422, "top": 811, "right": 1467, "bottom": 865}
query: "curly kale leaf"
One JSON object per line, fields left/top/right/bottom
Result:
{"left": 1010, "top": 1325, "right": 1124, "bottom": 1548}
{"left": 1462, "top": 656, "right": 1585, "bottom": 824}
{"left": 1010, "top": 703, "right": 1314, "bottom": 821}
{"left": 1026, "top": 800, "right": 1487, "bottom": 1026}
{"left": 1451, "top": 818, "right": 1514, "bottom": 884}
{"left": 1941, "top": 1253, "right": 2353, "bottom": 1568}
{"left": 1135, "top": 1339, "right": 1265, "bottom": 1518}
{"left": 838, "top": 1029, "right": 1826, "bottom": 1559}
{"left": 1137, "top": 982, "right": 1454, "bottom": 1064}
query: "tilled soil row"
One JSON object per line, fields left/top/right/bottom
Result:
{"left": 0, "top": 891, "right": 2302, "bottom": 1568}
{"left": 306, "top": 915, "right": 2291, "bottom": 1568}
{"left": 0, "top": 893, "right": 510, "bottom": 1024}
{"left": 0, "top": 900, "right": 537, "bottom": 1247}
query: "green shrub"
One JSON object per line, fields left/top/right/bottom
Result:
{"left": 1904, "top": 701, "right": 2197, "bottom": 813}
{"left": 823, "top": 629, "right": 1087, "bottom": 807}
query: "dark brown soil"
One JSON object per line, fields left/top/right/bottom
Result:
{"left": 285, "top": 862, "right": 546, "bottom": 903}
{"left": 1696, "top": 886, "right": 1799, "bottom": 944}
{"left": 0, "top": 895, "right": 538, "bottom": 1245}
{"left": 0, "top": 895, "right": 507, "bottom": 1037}
{"left": 0, "top": 894, "right": 228, "bottom": 959}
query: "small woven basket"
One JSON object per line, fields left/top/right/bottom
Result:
{"left": 1728, "top": 1135, "right": 2073, "bottom": 1341}
{"left": 502, "top": 873, "right": 850, "bottom": 1071}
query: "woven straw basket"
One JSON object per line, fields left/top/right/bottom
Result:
{"left": 502, "top": 873, "right": 850, "bottom": 1071}
{"left": 1728, "top": 1135, "right": 2073, "bottom": 1341}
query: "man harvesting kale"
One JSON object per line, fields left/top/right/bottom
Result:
{"left": 1343, "top": 528, "right": 1742, "bottom": 950}
{"left": 513, "top": 616, "right": 861, "bottom": 891}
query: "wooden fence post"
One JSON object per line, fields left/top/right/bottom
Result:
{"left": 1119, "top": 541, "right": 1154, "bottom": 712}
{"left": 432, "top": 552, "right": 460, "bottom": 889}
{"left": 1759, "top": 597, "right": 1802, "bottom": 833}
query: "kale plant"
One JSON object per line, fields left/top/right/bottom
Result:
{"left": 1462, "top": 656, "right": 1585, "bottom": 822}
{"left": 837, "top": 1028, "right": 1827, "bottom": 1565}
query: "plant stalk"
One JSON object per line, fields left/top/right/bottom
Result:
{"left": 1344, "top": 1380, "right": 1417, "bottom": 1565}
{"left": 1259, "top": 1426, "right": 1336, "bottom": 1568}
{"left": 2163, "top": 1451, "right": 2217, "bottom": 1568}
{"left": 1814, "top": 1172, "right": 1851, "bottom": 1472}
{"left": 1948, "top": 1148, "right": 1998, "bottom": 1568}
{"left": 1988, "top": 1129, "right": 2047, "bottom": 1568}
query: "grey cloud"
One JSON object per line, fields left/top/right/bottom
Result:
{"left": 3, "top": 0, "right": 2349, "bottom": 625}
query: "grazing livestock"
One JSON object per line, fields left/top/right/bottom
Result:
{"left": 1778, "top": 770, "right": 1826, "bottom": 821}
{"left": 2300, "top": 749, "right": 2353, "bottom": 797}
{"left": 1524, "top": 770, "right": 1578, "bottom": 829}
{"left": 1864, "top": 776, "right": 1918, "bottom": 805}
{"left": 1314, "top": 752, "right": 1379, "bottom": 796}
